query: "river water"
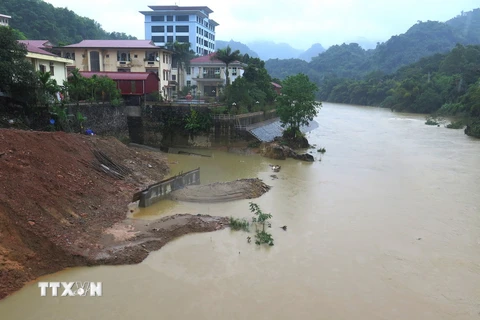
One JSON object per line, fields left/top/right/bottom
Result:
{"left": 1, "top": 103, "right": 480, "bottom": 319}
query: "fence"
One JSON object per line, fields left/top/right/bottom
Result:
{"left": 132, "top": 168, "right": 200, "bottom": 207}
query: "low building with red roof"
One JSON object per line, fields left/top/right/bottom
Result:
{"left": 18, "top": 40, "right": 74, "bottom": 85}
{"left": 184, "top": 53, "right": 245, "bottom": 98}
{"left": 79, "top": 71, "right": 160, "bottom": 97}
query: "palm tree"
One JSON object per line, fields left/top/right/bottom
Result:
{"left": 214, "top": 46, "right": 242, "bottom": 86}
{"left": 166, "top": 41, "right": 196, "bottom": 93}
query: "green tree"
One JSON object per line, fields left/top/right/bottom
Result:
{"left": 276, "top": 74, "right": 320, "bottom": 137}
{"left": 214, "top": 45, "right": 242, "bottom": 86}
{"left": 166, "top": 41, "right": 195, "bottom": 92}
{"left": 0, "top": 26, "right": 37, "bottom": 107}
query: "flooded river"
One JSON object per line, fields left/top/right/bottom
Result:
{"left": 1, "top": 103, "right": 480, "bottom": 319}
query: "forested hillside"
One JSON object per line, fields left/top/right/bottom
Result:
{"left": 319, "top": 44, "right": 480, "bottom": 118}
{"left": 265, "top": 9, "right": 480, "bottom": 83}
{"left": 0, "top": 0, "right": 136, "bottom": 44}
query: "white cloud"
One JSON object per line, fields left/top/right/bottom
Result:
{"left": 44, "top": 0, "right": 479, "bottom": 50}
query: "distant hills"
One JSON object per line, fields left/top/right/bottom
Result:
{"left": 264, "top": 8, "right": 480, "bottom": 82}
{"left": 215, "top": 40, "right": 326, "bottom": 62}
{"left": 215, "top": 40, "right": 260, "bottom": 58}
{"left": 0, "top": 0, "right": 136, "bottom": 44}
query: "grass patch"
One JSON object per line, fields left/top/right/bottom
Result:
{"left": 229, "top": 217, "right": 250, "bottom": 232}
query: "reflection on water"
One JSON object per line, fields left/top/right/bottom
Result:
{"left": 1, "top": 103, "right": 480, "bottom": 320}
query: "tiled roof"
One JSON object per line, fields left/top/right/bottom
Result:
{"left": 271, "top": 82, "right": 282, "bottom": 88}
{"left": 190, "top": 53, "right": 242, "bottom": 65}
{"left": 63, "top": 40, "right": 159, "bottom": 49}
{"left": 18, "top": 40, "right": 56, "bottom": 56}
{"left": 18, "top": 40, "right": 51, "bottom": 48}
{"left": 79, "top": 71, "right": 159, "bottom": 81}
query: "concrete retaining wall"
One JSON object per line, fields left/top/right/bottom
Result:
{"left": 136, "top": 168, "right": 200, "bottom": 207}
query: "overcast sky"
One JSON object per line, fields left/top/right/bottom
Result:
{"left": 43, "top": 0, "right": 479, "bottom": 50}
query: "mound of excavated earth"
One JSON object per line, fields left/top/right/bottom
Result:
{"left": 0, "top": 129, "right": 229, "bottom": 300}
{"left": 167, "top": 178, "right": 271, "bottom": 203}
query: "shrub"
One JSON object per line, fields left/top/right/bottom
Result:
{"left": 229, "top": 217, "right": 250, "bottom": 232}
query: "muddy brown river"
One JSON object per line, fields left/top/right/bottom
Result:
{"left": 1, "top": 103, "right": 480, "bottom": 319}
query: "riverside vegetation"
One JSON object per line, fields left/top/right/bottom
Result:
{"left": 230, "top": 202, "right": 274, "bottom": 246}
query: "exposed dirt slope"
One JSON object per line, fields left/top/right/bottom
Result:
{"left": 0, "top": 129, "right": 172, "bottom": 299}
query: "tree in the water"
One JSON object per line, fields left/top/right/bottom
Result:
{"left": 276, "top": 73, "right": 320, "bottom": 138}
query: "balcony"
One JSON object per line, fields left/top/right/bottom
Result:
{"left": 144, "top": 60, "right": 159, "bottom": 68}
{"left": 117, "top": 61, "right": 131, "bottom": 68}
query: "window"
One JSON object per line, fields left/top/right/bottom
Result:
{"left": 152, "top": 36, "right": 165, "bottom": 43}
{"left": 167, "top": 36, "right": 173, "bottom": 43}
{"left": 176, "top": 36, "right": 189, "bottom": 43}
{"left": 232, "top": 67, "right": 237, "bottom": 76}
{"left": 106, "top": 54, "right": 110, "bottom": 58}
{"left": 117, "top": 68, "right": 130, "bottom": 72}
{"left": 39, "top": 64, "right": 46, "bottom": 73}
{"left": 186, "top": 67, "right": 191, "bottom": 75}
{"left": 117, "top": 52, "right": 131, "bottom": 61}
{"left": 167, "top": 26, "right": 173, "bottom": 32}
{"left": 134, "top": 54, "right": 138, "bottom": 58}
{"left": 151, "top": 26, "right": 164, "bottom": 32}
{"left": 49, "top": 64, "right": 55, "bottom": 75}
{"left": 151, "top": 15, "right": 164, "bottom": 21}
{"left": 186, "top": 80, "right": 191, "bottom": 87}
{"left": 172, "top": 75, "right": 176, "bottom": 81}
{"left": 176, "top": 15, "right": 188, "bottom": 21}
{"left": 176, "top": 25, "right": 189, "bottom": 32}
{"left": 166, "top": 15, "right": 173, "bottom": 21}
{"left": 204, "top": 40, "right": 208, "bottom": 46}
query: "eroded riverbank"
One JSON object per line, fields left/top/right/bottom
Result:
{"left": 0, "top": 129, "right": 270, "bottom": 299}
{"left": 1, "top": 103, "right": 479, "bottom": 320}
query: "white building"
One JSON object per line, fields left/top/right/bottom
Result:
{"left": 141, "top": 5, "right": 218, "bottom": 56}
{"left": 18, "top": 40, "right": 74, "bottom": 85}
{"left": 184, "top": 53, "right": 245, "bottom": 97}
{"left": 0, "top": 14, "right": 11, "bottom": 27}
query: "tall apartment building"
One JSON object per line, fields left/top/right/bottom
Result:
{"left": 140, "top": 5, "right": 218, "bottom": 56}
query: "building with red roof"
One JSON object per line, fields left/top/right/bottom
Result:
{"left": 18, "top": 40, "right": 74, "bottom": 85}
{"left": 57, "top": 40, "right": 173, "bottom": 99}
{"left": 271, "top": 82, "right": 282, "bottom": 95}
{"left": 183, "top": 53, "right": 245, "bottom": 98}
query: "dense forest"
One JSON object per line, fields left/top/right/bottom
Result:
{"left": 319, "top": 44, "right": 480, "bottom": 119}
{"left": 265, "top": 9, "right": 480, "bottom": 83}
{"left": 0, "top": 0, "right": 136, "bottom": 45}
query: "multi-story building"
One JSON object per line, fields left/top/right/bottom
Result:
{"left": 184, "top": 53, "right": 245, "bottom": 97}
{"left": 58, "top": 40, "right": 174, "bottom": 99}
{"left": 140, "top": 5, "right": 218, "bottom": 56}
{"left": 0, "top": 14, "right": 11, "bottom": 27}
{"left": 18, "top": 40, "right": 74, "bottom": 85}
